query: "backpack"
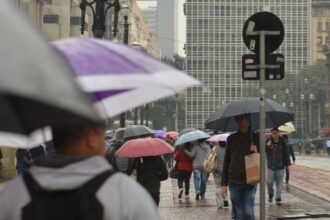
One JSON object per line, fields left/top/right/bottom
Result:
{"left": 22, "top": 170, "right": 113, "bottom": 220}
{"left": 203, "top": 147, "right": 217, "bottom": 173}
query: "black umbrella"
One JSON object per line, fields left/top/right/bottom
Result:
{"left": 205, "top": 98, "right": 294, "bottom": 132}
{"left": 0, "top": 2, "right": 100, "bottom": 135}
{"left": 123, "top": 125, "right": 155, "bottom": 140}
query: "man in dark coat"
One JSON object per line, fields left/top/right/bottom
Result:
{"left": 136, "top": 156, "right": 168, "bottom": 206}
{"left": 266, "top": 128, "right": 291, "bottom": 206}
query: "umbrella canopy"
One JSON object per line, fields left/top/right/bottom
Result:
{"left": 278, "top": 122, "right": 296, "bottom": 133}
{"left": 53, "top": 38, "right": 200, "bottom": 118}
{"left": 0, "top": 2, "right": 100, "bottom": 135}
{"left": 205, "top": 98, "right": 294, "bottom": 132}
{"left": 165, "top": 131, "right": 179, "bottom": 139}
{"left": 155, "top": 130, "right": 166, "bottom": 138}
{"left": 207, "top": 133, "right": 231, "bottom": 142}
{"left": 179, "top": 128, "right": 198, "bottom": 136}
{"left": 115, "top": 137, "right": 174, "bottom": 157}
{"left": 0, "top": 128, "right": 52, "bottom": 149}
{"left": 123, "top": 125, "right": 155, "bottom": 140}
{"left": 175, "top": 130, "right": 210, "bottom": 147}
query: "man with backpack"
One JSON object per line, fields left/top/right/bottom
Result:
{"left": 0, "top": 120, "right": 159, "bottom": 220}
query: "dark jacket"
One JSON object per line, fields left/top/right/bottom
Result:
{"left": 288, "top": 143, "right": 296, "bottom": 162}
{"left": 106, "top": 140, "right": 134, "bottom": 175}
{"left": 136, "top": 156, "right": 168, "bottom": 194}
{"left": 266, "top": 137, "right": 291, "bottom": 170}
{"left": 221, "top": 130, "right": 259, "bottom": 186}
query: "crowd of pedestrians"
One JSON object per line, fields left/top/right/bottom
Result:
{"left": 0, "top": 115, "right": 298, "bottom": 220}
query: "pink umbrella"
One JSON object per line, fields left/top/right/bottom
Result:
{"left": 115, "top": 138, "right": 174, "bottom": 157}
{"left": 164, "top": 131, "right": 179, "bottom": 139}
{"left": 207, "top": 133, "right": 231, "bottom": 142}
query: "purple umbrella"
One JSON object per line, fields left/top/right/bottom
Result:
{"left": 207, "top": 133, "right": 231, "bottom": 142}
{"left": 53, "top": 38, "right": 200, "bottom": 117}
{"left": 155, "top": 130, "right": 166, "bottom": 138}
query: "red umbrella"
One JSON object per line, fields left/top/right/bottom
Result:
{"left": 164, "top": 131, "right": 179, "bottom": 139}
{"left": 115, "top": 138, "right": 174, "bottom": 157}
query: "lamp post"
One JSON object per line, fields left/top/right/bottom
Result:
{"left": 80, "top": 0, "right": 120, "bottom": 38}
{"left": 119, "top": 3, "right": 129, "bottom": 128}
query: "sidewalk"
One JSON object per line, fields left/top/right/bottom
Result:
{"left": 159, "top": 168, "right": 330, "bottom": 220}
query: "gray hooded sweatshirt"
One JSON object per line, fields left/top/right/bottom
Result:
{"left": 184, "top": 142, "right": 210, "bottom": 169}
{"left": 0, "top": 156, "right": 159, "bottom": 220}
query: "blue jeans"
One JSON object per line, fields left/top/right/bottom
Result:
{"left": 229, "top": 183, "right": 257, "bottom": 220}
{"left": 193, "top": 168, "right": 207, "bottom": 195}
{"left": 267, "top": 169, "right": 284, "bottom": 200}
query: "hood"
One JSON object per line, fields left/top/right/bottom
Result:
{"left": 29, "top": 155, "right": 112, "bottom": 191}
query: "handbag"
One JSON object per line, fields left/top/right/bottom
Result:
{"left": 245, "top": 151, "right": 260, "bottom": 184}
{"left": 169, "top": 161, "right": 178, "bottom": 179}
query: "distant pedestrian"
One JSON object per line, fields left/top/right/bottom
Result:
{"left": 221, "top": 114, "right": 259, "bottom": 220}
{"left": 213, "top": 141, "right": 228, "bottom": 209}
{"left": 298, "top": 141, "right": 303, "bottom": 154}
{"left": 282, "top": 135, "right": 295, "bottom": 184}
{"left": 15, "top": 148, "right": 33, "bottom": 175}
{"left": 135, "top": 156, "right": 168, "bottom": 206}
{"left": 185, "top": 139, "right": 210, "bottom": 200}
{"left": 175, "top": 142, "right": 194, "bottom": 199}
{"left": 266, "top": 128, "right": 291, "bottom": 206}
{"left": 326, "top": 140, "right": 330, "bottom": 156}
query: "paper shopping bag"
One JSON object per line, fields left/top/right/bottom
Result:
{"left": 245, "top": 152, "right": 260, "bottom": 184}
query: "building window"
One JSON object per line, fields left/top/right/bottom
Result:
{"left": 317, "top": 36, "right": 323, "bottom": 47}
{"left": 43, "top": 14, "right": 59, "bottom": 24}
{"left": 317, "top": 21, "right": 323, "bottom": 32}
{"left": 70, "top": 16, "right": 81, "bottom": 26}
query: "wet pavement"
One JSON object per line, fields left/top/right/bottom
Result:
{"left": 159, "top": 165, "right": 330, "bottom": 220}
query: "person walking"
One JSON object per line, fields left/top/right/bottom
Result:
{"left": 221, "top": 114, "right": 259, "bottom": 220}
{"left": 266, "top": 127, "right": 291, "bottom": 206}
{"left": 175, "top": 142, "right": 194, "bottom": 199}
{"left": 185, "top": 139, "right": 210, "bottom": 200}
{"left": 282, "top": 134, "right": 295, "bottom": 184}
{"left": 135, "top": 156, "right": 168, "bottom": 206}
{"left": 213, "top": 141, "right": 228, "bottom": 209}
{"left": 0, "top": 121, "right": 160, "bottom": 220}
{"left": 326, "top": 139, "right": 330, "bottom": 156}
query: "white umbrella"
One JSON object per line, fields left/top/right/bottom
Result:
{"left": 278, "top": 122, "right": 296, "bottom": 133}
{"left": 53, "top": 38, "right": 200, "bottom": 118}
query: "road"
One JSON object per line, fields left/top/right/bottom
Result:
{"left": 295, "top": 155, "right": 330, "bottom": 171}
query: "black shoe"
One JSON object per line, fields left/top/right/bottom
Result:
{"left": 178, "top": 189, "right": 183, "bottom": 199}
{"left": 195, "top": 193, "right": 200, "bottom": 200}
{"left": 200, "top": 195, "right": 205, "bottom": 200}
{"left": 223, "top": 200, "right": 229, "bottom": 208}
{"left": 286, "top": 180, "right": 289, "bottom": 184}
{"left": 276, "top": 199, "right": 282, "bottom": 206}
{"left": 268, "top": 195, "right": 273, "bottom": 203}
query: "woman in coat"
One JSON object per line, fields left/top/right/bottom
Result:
{"left": 174, "top": 142, "right": 194, "bottom": 199}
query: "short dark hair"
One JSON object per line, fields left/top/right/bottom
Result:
{"left": 52, "top": 120, "right": 105, "bottom": 150}
{"left": 271, "top": 127, "right": 279, "bottom": 132}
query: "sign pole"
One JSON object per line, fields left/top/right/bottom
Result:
{"left": 259, "top": 31, "right": 266, "bottom": 220}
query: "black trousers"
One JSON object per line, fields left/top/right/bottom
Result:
{"left": 150, "top": 192, "right": 160, "bottom": 206}
{"left": 177, "top": 170, "right": 192, "bottom": 195}
{"left": 285, "top": 166, "right": 290, "bottom": 182}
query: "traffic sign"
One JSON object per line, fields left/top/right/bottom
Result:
{"left": 242, "top": 11, "right": 284, "bottom": 54}
{"left": 242, "top": 53, "right": 284, "bottom": 80}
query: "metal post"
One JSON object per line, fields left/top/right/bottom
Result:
{"left": 318, "top": 102, "right": 321, "bottom": 131}
{"left": 309, "top": 97, "right": 312, "bottom": 135}
{"left": 259, "top": 31, "right": 266, "bottom": 220}
{"left": 119, "top": 15, "right": 129, "bottom": 128}
{"left": 93, "top": 0, "right": 106, "bottom": 38}
{"left": 175, "top": 101, "right": 179, "bottom": 131}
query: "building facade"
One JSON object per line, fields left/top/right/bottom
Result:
{"left": 312, "top": 0, "right": 330, "bottom": 62}
{"left": 16, "top": 0, "right": 93, "bottom": 40}
{"left": 185, "top": 0, "right": 311, "bottom": 133}
{"left": 157, "top": 0, "right": 179, "bottom": 58}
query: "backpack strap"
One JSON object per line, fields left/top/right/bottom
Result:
{"left": 23, "top": 170, "right": 114, "bottom": 196}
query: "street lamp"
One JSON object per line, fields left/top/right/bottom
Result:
{"left": 80, "top": 0, "right": 120, "bottom": 38}
{"left": 119, "top": 3, "right": 130, "bottom": 128}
